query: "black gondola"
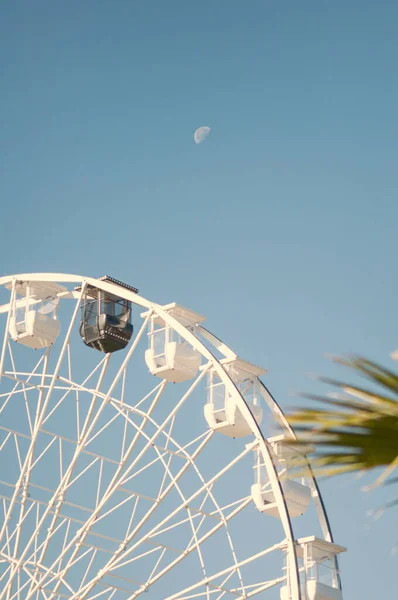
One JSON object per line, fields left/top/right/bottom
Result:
{"left": 78, "top": 276, "right": 138, "bottom": 353}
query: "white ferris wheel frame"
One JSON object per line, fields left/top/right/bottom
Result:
{"left": 0, "top": 273, "right": 341, "bottom": 600}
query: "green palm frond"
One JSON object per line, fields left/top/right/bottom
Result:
{"left": 288, "top": 357, "right": 398, "bottom": 483}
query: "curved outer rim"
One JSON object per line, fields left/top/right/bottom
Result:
{"left": 0, "top": 273, "right": 340, "bottom": 599}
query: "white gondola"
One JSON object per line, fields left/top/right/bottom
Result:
{"left": 7, "top": 281, "right": 65, "bottom": 349}
{"left": 204, "top": 357, "right": 265, "bottom": 437}
{"left": 143, "top": 303, "right": 204, "bottom": 383}
{"left": 251, "top": 436, "right": 312, "bottom": 518}
{"left": 280, "top": 537, "right": 345, "bottom": 600}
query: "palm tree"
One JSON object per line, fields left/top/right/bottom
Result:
{"left": 287, "top": 356, "right": 398, "bottom": 500}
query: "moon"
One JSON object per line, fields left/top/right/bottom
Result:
{"left": 194, "top": 126, "right": 211, "bottom": 144}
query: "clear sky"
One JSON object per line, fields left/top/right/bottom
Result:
{"left": 1, "top": 1, "right": 397, "bottom": 598}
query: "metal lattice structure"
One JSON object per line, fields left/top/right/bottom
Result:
{"left": 0, "top": 273, "right": 345, "bottom": 600}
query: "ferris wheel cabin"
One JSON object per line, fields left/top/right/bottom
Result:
{"left": 251, "top": 436, "right": 312, "bottom": 518}
{"left": 204, "top": 357, "right": 265, "bottom": 437}
{"left": 281, "top": 537, "right": 345, "bottom": 600}
{"left": 78, "top": 276, "right": 137, "bottom": 353}
{"left": 143, "top": 304, "right": 204, "bottom": 383}
{"left": 6, "top": 280, "right": 65, "bottom": 349}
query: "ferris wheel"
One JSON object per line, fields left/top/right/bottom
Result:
{"left": 0, "top": 273, "right": 346, "bottom": 600}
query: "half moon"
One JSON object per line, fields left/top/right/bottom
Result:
{"left": 194, "top": 126, "right": 211, "bottom": 144}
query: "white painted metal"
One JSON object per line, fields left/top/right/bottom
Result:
{"left": 252, "top": 480, "right": 311, "bottom": 518}
{"left": 0, "top": 279, "right": 16, "bottom": 379}
{"left": 0, "top": 273, "right": 345, "bottom": 600}
{"left": 9, "top": 310, "right": 60, "bottom": 349}
{"left": 267, "top": 435, "right": 315, "bottom": 462}
{"left": 5, "top": 280, "right": 67, "bottom": 300}
{"left": 7, "top": 280, "right": 64, "bottom": 349}
{"left": 280, "top": 538, "right": 345, "bottom": 600}
{"left": 144, "top": 304, "right": 202, "bottom": 382}
{"left": 280, "top": 583, "right": 343, "bottom": 600}
{"left": 204, "top": 358, "right": 264, "bottom": 437}
{"left": 141, "top": 303, "right": 206, "bottom": 327}
{"left": 251, "top": 438, "right": 312, "bottom": 518}
{"left": 294, "top": 537, "right": 346, "bottom": 558}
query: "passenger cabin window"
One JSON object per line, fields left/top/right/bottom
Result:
{"left": 79, "top": 286, "right": 133, "bottom": 354}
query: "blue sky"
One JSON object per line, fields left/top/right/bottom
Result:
{"left": 1, "top": 1, "right": 397, "bottom": 598}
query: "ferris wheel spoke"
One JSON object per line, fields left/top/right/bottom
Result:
{"left": 0, "top": 499, "right": 13, "bottom": 559}
{"left": 65, "top": 430, "right": 214, "bottom": 600}
{"left": 74, "top": 310, "right": 152, "bottom": 448}
{"left": 20, "top": 381, "right": 167, "bottom": 600}
{"left": 72, "top": 358, "right": 112, "bottom": 441}
{"left": 118, "top": 381, "right": 167, "bottom": 463}
{"left": 86, "top": 586, "right": 117, "bottom": 600}
{"left": 23, "top": 517, "right": 70, "bottom": 573}
{"left": 1, "top": 492, "right": 126, "bottom": 563}
{"left": 6, "top": 342, "right": 35, "bottom": 436}
{"left": 115, "top": 366, "right": 210, "bottom": 487}
{"left": 12, "top": 433, "right": 24, "bottom": 473}
{"left": 184, "top": 484, "right": 217, "bottom": 548}
{"left": 103, "top": 457, "right": 254, "bottom": 600}
{"left": 208, "top": 582, "right": 240, "bottom": 599}
{"left": 24, "top": 559, "right": 78, "bottom": 599}
{"left": 6, "top": 568, "right": 32, "bottom": 600}
{"left": 118, "top": 431, "right": 212, "bottom": 493}
{"left": 79, "top": 547, "right": 99, "bottom": 591}
{"left": 21, "top": 422, "right": 164, "bottom": 596}
{"left": 97, "top": 370, "right": 210, "bottom": 513}
{"left": 118, "top": 430, "right": 214, "bottom": 548}
{"left": 214, "top": 568, "right": 238, "bottom": 600}
{"left": 83, "top": 379, "right": 167, "bottom": 451}
{"left": 2, "top": 356, "right": 51, "bottom": 600}
{"left": 167, "top": 541, "right": 284, "bottom": 600}
{"left": 150, "top": 425, "right": 245, "bottom": 596}
{"left": 0, "top": 386, "right": 36, "bottom": 399}
{"left": 143, "top": 506, "right": 216, "bottom": 545}
{"left": 216, "top": 578, "right": 282, "bottom": 600}
{"left": 213, "top": 577, "right": 285, "bottom": 600}
{"left": 155, "top": 414, "right": 176, "bottom": 498}
{"left": 6, "top": 341, "right": 19, "bottom": 380}
{"left": 164, "top": 437, "right": 249, "bottom": 596}
{"left": 1, "top": 373, "right": 52, "bottom": 396}
{"left": 0, "top": 500, "right": 36, "bottom": 561}
{"left": 137, "top": 497, "right": 253, "bottom": 600}
{"left": 0, "top": 288, "right": 85, "bottom": 595}
{"left": 235, "top": 576, "right": 286, "bottom": 600}
{"left": 96, "top": 386, "right": 168, "bottom": 512}
{"left": 88, "top": 384, "right": 169, "bottom": 520}
{"left": 5, "top": 312, "right": 153, "bottom": 600}
{"left": 185, "top": 506, "right": 208, "bottom": 592}
{"left": 22, "top": 541, "right": 92, "bottom": 600}
{"left": 0, "top": 349, "right": 48, "bottom": 426}
{"left": 43, "top": 354, "right": 110, "bottom": 432}
{"left": 151, "top": 445, "right": 209, "bottom": 578}
{"left": 106, "top": 542, "right": 180, "bottom": 577}
{"left": 52, "top": 518, "right": 73, "bottom": 588}
{"left": 19, "top": 362, "right": 110, "bottom": 581}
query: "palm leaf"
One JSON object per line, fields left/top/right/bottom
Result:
{"left": 288, "top": 357, "right": 398, "bottom": 483}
